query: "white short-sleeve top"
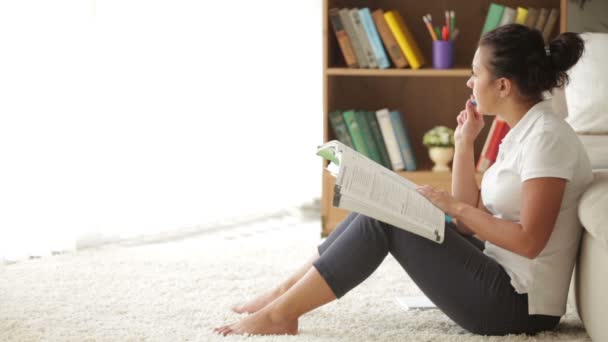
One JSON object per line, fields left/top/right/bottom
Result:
{"left": 481, "top": 100, "right": 593, "bottom": 316}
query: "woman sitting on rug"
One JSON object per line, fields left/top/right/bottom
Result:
{"left": 214, "top": 24, "right": 593, "bottom": 337}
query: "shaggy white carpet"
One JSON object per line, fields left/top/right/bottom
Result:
{"left": 0, "top": 213, "right": 591, "bottom": 341}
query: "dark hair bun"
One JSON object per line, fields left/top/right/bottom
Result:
{"left": 480, "top": 24, "right": 585, "bottom": 100}
{"left": 548, "top": 32, "right": 585, "bottom": 88}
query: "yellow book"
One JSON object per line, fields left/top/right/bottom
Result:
{"left": 384, "top": 10, "right": 425, "bottom": 69}
{"left": 515, "top": 7, "right": 528, "bottom": 24}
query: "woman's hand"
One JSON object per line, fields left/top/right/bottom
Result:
{"left": 416, "top": 185, "right": 461, "bottom": 216}
{"left": 454, "top": 97, "right": 485, "bottom": 147}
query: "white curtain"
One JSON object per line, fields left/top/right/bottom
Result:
{"left": 0, "top": 0, "right": 322, "bottom": 262}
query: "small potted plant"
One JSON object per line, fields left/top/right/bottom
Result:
{"left": 422, "top": 126, "right": 455, "bottom": 172}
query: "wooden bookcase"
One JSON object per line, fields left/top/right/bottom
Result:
{"left": 321, "top": 0, "right": 567, "bottom": 236}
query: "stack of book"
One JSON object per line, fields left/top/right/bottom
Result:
{"left": 481, "top": 3, "right": 559, "bottom": 43}
{"left": 476, "top": 116, "right": 510, "bottom": 172}
{"left": 329, "top": 8, "right": 425, "bottom": 69}
{"left": 329, "top": 109, "right": 417, "bottom": 171}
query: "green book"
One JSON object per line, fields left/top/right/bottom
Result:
{"left": 329, "top": 111, "right": 354, "bottom": 148}
{"left": 481, "top": 3, "right": 505, "bottom": 36}
{"left": 342, "top": 110, "right": 370, "bottom": 158}
{"left": 365, "top": 111, "right": 392, "bottom": 169}
{"left": 354, "top": 110, "right": 383, "bottom": 165}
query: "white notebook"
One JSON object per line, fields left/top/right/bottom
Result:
{"left": 395, "top": 295, "right": 436, "bottom": 311}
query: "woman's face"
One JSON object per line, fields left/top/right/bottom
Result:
{"left": 466, "top": 47, "right": 500, "bottom": 115}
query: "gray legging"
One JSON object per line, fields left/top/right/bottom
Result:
{"left": 312, "top": 213, "right": 560, "bottom": 336}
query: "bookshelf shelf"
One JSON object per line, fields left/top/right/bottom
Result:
{"left": 321, "top": 0, "right": 566, "bottom": 237}
{"left": 326, "top": 67, "right": 472, "bottom": 77}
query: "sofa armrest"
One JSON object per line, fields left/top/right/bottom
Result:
{"left": 578, "top": 171, "right": 608, "bottom": 248}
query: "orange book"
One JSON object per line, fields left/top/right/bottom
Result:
{"left": 371, "top": 9, "right": 408, "bottom": 68}
{"left": 329, "top": 8, "right": 358, "bottom": 68}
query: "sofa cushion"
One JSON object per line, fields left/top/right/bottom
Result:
{"left": 578, "top": 135, "right": 608, "bottom": 170}
{"left": 578, "top": 171, "right": 608, "bottom": 249}
{"left": 565, "top": 33, "right": 608, "bottom": 134}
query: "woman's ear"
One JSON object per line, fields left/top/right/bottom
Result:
{"left": 497, "top": 77, "right": 512, "bottom": 98}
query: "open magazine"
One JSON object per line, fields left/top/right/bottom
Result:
{"left": 317, "top": 140, "right": 445, "bottom": 243}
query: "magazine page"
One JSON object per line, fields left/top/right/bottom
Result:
{"left": 329, "top": 141, "right": 444, "bottom": 243}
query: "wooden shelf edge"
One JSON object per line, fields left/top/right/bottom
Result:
{"left": 326, "top": 67, "right": 471, "bottom": 77}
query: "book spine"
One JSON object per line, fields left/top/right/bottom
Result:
{"left": 524, "top": 8, "right": 539, "bottom": 29}
{"left": 366, "top": 111, "right": 392, "bottom": 168}
{"left": 478, "top": 118, "right": 509, "bottom": 171}
{"left": 515, "top": 7, "right": 528, "bottom": 25}
{"left": 498, "top": 7, "right": 517, "bottom": 27}
{"left": 342, "top": 110, "right": 370, "bottom": 157}
{"left": 485, "top": 120, "right": 509, "bottom": 163}
{"left": 542, "top": 8, "right": 559, "bottom": 43}
{"left": 390, "top": 110, "right": 417, "bottom": 171}
{"left": 329, "top": 8, "right": 358, "bottom": 68}
{"left": 339, "top": 8, "right": 367, "bottom": 68}
{"left": 384, "top": 11, "right": 425, "bottom": 69}
{"left": 481, "top": 3, "right": 505, "bottom": 35}
{"left": 476, "top": 117, "right": 498, "bottom": 172}
{"left": 359, "top": 8, "right": 390, "bottom": 69}
{"left": 534, "top": 8, "right": 549, "bottom": 32}
{"left": 372, "top": 9, "right": 408, "bottom": 68}
{"left": 329, "top": 111, "right": 355, "bottom": 148}
{"left": 355, "top": 110, "right": 383, "bottom": 165}
{"left": 376, "top": 108, "right": 405, "bottom": 170}
{"left": 350, "top": 8, "right": 378, "bottom": 68}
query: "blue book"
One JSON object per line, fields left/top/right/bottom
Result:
{"left": 390, "top": 110, "right": 417, "bottom": 171}
{"left": 359, "top": 8, "right": 390, "bottom": 69}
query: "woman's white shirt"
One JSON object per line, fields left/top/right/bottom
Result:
{"left": 480, "top": 100, "right": 593, "bottom": 316}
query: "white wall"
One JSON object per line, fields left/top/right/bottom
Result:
{"left": 0, "top": 0, "right": 322, "bottom": 260}
{"left": 567, "top": 0, "right": 608, "bottom": 33}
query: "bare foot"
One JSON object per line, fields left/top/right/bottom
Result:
{"left": 231, "top": 288, "right": 282, "bottom": 314}
{"left": 213, "top": 310, "right": 298, "bottom": 336}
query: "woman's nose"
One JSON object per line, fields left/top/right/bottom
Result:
{"left": 466, "top": 77, "right": 473, "bottom": 89}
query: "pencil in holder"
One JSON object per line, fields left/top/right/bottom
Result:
{"left": 432, "top": 40, "right": 454, "bottom": 69}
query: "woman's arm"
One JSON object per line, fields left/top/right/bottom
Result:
{"left": 451, "top": 99, "right": 486, "bottom": 235}
{"left": 450, "top": 177, "right": 566, "bottom": 259}
{"left": 451, "top": 141, "right": 480, "bottom": 235}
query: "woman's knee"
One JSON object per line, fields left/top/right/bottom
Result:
{"left": 350, "top": 215, "right": 391, "bottom": 245}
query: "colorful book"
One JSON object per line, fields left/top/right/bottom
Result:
{"left": 350, "top": 9, "right": 378, "bottom": 68}
{"left": 476, "top": 117, "right": 509, "bottom": 172}
{"left": 515, "top": 7, "right": 528, "bottom": 25}
{"left": 481, "top": 3, "right": 505, "bottom": 35}
{"left": 329, "top": 8, "right": 358, "bottom": 68}
{"left": 342, "top": 110, "right": 370, "bottom": 157}
{"left": 366, "top": 111, "right": 392, "bottom": 168}
{"left": 339, "top": 8, "right": 368, "bottom": 68}
{"left": 390, "top": 110, "right": 417, "bottom": 171}
{"left": 371, "top": 9, "right": 408, "bottom": 69}
{"left": 376, "top": 108, "right": 405, "bottom": 171}
{"left": 485, "top": 120, "right": 508, "bottom": 163}
{"left": 476, "top": 117, "right": 498, "bottom": 172}
{"left": 329, "top": 111, "right": 355, "bottom": 148}
{"left": 359, "top": 8, "right": 390, "bottom": 69}
{"left": 384, "top": 10, "right": 425, "bottom": 69}
{"left": 354, "top": 110, "right": 384, "bottom": 165}
{"left": 542, "top": 8, "right": 559, "bottom": 43}
{"left": 498, "top": 7, "right": 517, "bottom": 27}
{"left": 534, "top": 8, "right": 549, "bottom": 32}
{"left": 524, "top": 8, "right": 539, "bottom": 29}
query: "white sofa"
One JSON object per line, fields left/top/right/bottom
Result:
{"left": 551, "top": 32, "right": 608, "bottom": 342}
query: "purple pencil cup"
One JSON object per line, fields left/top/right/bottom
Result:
{"left": 432, "top": 40, "right": 454, "bottom": 69}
